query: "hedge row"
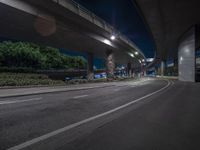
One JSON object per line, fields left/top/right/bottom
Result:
{"left": 0, "top": 73, "right": 65, "bottom": 86}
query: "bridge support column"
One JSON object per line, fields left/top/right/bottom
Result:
{"left": 106, "top": 50, "right": 115, "bottom": 78}
{"left": 87, "top": 53, "right": 94, "bottom": 80}
{"left": 178, "top": 26, "right": 196, "bottom": 82}
{"left": 127, "top": 62, "right": 132, "bottom": 77}
{"left": 161, "top": 61, "right": 165, "bottom": 76}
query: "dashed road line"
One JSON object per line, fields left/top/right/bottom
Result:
{"left": 7, "top": 80, "right": 171, "bottom": 150}
{"left": 73, "top": 95, "right": 89, "bottom": 99}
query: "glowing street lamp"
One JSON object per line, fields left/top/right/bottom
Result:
{"left": 110, "top": 35, "right": 116, "bottom": 40}
{"left": 103, "top": 39, "right": 111, "bottom": 45}
{"left": 130, "top": 53, "right": 135, "bottom": 58}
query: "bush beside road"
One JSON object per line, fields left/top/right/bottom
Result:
{"left": 0, "top": 72, "right": 139, "bottom": 87}
{"left": 0, "top": 73, "right": 65, "bottom": 87}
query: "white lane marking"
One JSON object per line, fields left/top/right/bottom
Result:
{"left": 0, "top": 97, "right": 42, "bottom": 105}
{"left": 113, "top": 88, "right": 120, "bottom": 92}
{"left": 7, "top": 80, "right": 171, "bottom": 150}
{"left": 115, "top": 79, "right": 152, "bottom": 87}
{"left": 73, "top": 95, "right": 89, "bottom": 99}
{"left": 130, "top": 85, "right": 136, "bottom": 88}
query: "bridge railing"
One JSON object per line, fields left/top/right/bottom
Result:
{"left": 52, "top": 0, "right": 145, "bottom": 58}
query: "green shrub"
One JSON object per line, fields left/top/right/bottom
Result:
{"left": 0, "top": 73, "right": 65, "bottom": 86}
{"left": 0, "top": 67, "right": 36, "bottom": 73}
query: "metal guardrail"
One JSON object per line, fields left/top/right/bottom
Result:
{"left": 52, "top": 0, "right": 145, "bottom": 58}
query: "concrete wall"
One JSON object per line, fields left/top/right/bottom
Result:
{"left": 178, "top": 27, "right": 195, "bottom": 82}
{"left": 195, "top": 25, "right": 200, "bottom": 82}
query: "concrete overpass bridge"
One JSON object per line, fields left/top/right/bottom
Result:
{"left": 0, "top": 0, "right": 146, "bottom": 79}
{"left": 134, "top": 0, "right": 200, "bottom": 82}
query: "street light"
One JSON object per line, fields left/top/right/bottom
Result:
{"left": 103, "top": 39, "right": 111, "bottom": 45}
{"left": 130, "top": 53, "right": 135, "bottom": 58}
{"left": 110, "top": 35, "right": 116, "bottom": 40}
{"left": 134, "top": 51, "right": 139, "bottom": 55}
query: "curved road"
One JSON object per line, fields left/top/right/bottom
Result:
{"left": 1, "top": 79, "right": 200, "bottom": 150}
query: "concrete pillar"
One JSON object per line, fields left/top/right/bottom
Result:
{"left": 141, "top": 63, "right": 146, "bottom": 77}
{"left": 87, "top": 53, "right": 94, "bottom": 80}
{"left": 144, "top": 69, "right": 147, "bottom": 76}
{"left": 178, "top": 26, "right": 195, "bottom": 82}
{"left": 106, "top": 50, "right": 115, "bottom": 78}
{"left": 161, "top": 61, "right": 165, "bottom": 76}
{"left": 127, "top": 62, "right": 131, "bottom": 77}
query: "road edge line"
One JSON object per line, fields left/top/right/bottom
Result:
{"left": 7, "top": 80, "right": 171, "bottom": 150}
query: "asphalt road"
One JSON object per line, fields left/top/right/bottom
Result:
{"left": 1, "top": 79, "right": 200, "bottom": 150}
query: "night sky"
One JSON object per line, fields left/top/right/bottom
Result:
{"left": 75, "top": 0, "right": 155, "bottom": 58}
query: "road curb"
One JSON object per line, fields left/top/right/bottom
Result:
{"left": 0, "top": 78, "right": 150, "bottom": 98}
{"left": 0, "top": 85, "right": 115, "bottom": 98}
{"left": 0, "top": 84, "right": 66, "bottom": 90}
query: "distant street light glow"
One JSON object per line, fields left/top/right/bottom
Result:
{"left": 135, "top": 51, "right": 139, "bottom": 55}
{"left": 146, "top": 58, "right": 154, "bottom": 62}
{"left": 179, "top": 56, "right": 183, "bottom": 64}
{"left": 130, "top": 53, "right": 135, "bottom": 57}
{"left": 110, "top": 35, "right": 116, "bottom": 40}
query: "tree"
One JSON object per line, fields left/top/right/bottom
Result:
{"left": 39, "top": 46, "right": 64, "bottom": 69}
{"left": 0, "top": 41, "right": 42, "bottom": 68}
{"left": 0, "top": 51, "right": 3, "bottom": 66}
{"left": 74, "top": 56, "right": 87, "bottom": 69}
{"left": 0, "top": 41, "right": 87, "bottom": 70}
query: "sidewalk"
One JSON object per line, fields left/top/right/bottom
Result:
{"left": 0, "top": 78, "right": 149, "bottom": 98}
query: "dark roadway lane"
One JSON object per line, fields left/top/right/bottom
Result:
{"left": 62, "top": 81, "right": 200, "bottom": 150}
{"left": 0, "top": 79, "right": 167, "bottom": 150}
{"left": 2, "top": 79, "right": 200, "bottom": 150}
